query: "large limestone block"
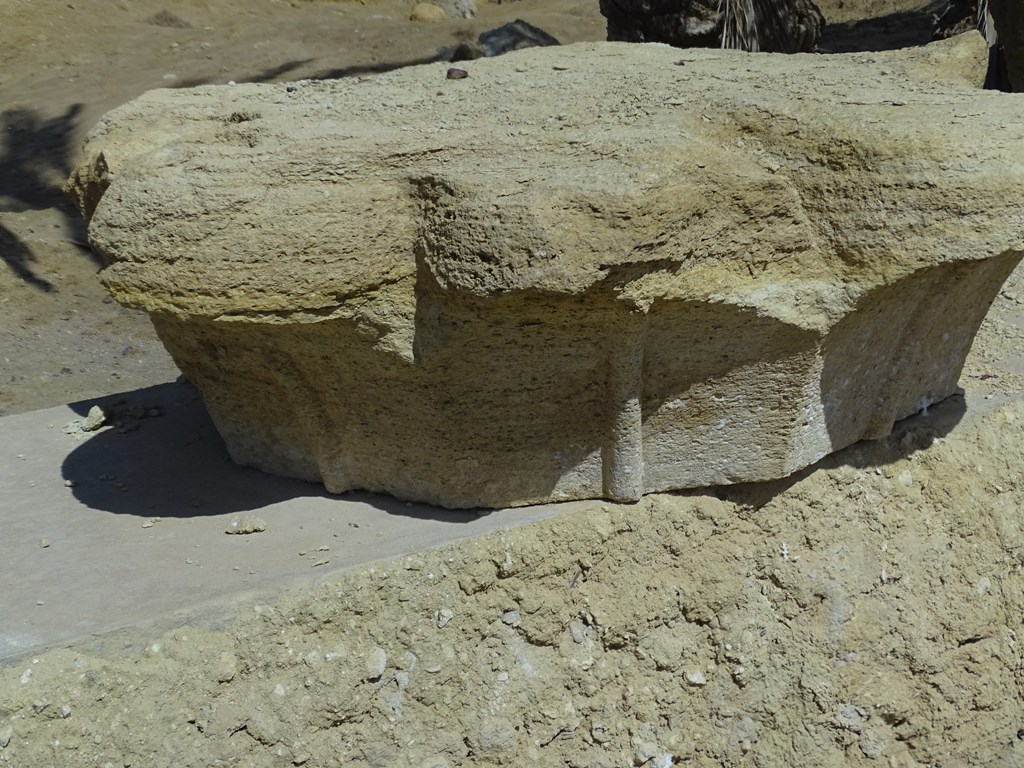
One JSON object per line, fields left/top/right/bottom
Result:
{"left": 67, "top": 35, "right": 1024, "bottom": 508}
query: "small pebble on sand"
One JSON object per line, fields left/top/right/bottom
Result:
{"left": 365, "top": 647, "right": 387, "bottom": 680}
{"left": 82, "top": 405, "right": 106, "bottom": 431}
{"left": 226, "top": 515, "right": 268, "bottom": 535}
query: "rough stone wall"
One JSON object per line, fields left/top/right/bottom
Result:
{"left": 2, "top": 399, "right": 1023, "bottom": 766}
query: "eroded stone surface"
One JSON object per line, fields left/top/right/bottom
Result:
{"left": 68, "top": 35, "right": 1024, "bottom": 507}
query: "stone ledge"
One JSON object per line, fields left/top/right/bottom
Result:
{"left": 69, "top": 37, "right": 1024, "bottom": 507}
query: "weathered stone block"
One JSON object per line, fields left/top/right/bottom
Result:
{"left": 67, "top": 35, "right": 1024, "bottom": 508}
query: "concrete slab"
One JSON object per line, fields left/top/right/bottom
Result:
{"left": 0, "top": 380, "right": 593, "bottom": 666}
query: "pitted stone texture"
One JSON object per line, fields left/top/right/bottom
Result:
{"left": 68, "top": 35, "right": 1024, "bottom": 508}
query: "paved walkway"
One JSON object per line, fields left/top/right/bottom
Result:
{"left": 0, "top": 381, "right": 588, "bottom": 665}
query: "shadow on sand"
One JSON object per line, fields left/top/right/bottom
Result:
{"left": 61, "top": 380, "right": 484, "bottom": 523}
{"left": 707, "top": 392, "right": 967, "bottom": 512}
{"left": 61, "top": 379, "right": 968, "bottom": 524}
{"left": 820, "top": 2, "right": 961, "bottom": 54}
{"left": 0, "top": 103, "right": 97, "bottom": 290}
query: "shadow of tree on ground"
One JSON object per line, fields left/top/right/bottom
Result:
{"left": 820, "top": 4, "right": 949, "bottom": 53}
{"left": 0, "top": 102, "right": 97, "bottom": 290}
{"left": 0, "top": 221, "right": 52, "bottom": 291}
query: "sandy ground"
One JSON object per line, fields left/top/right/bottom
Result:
{"left": 2, "top": 0, "right": 1024, "bottom": 766}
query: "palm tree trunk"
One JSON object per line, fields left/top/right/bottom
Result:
{"left": 986, "top": 0, "right": 1023, "bottom": 91}
{"left": 719, "top": 0, "right": 817, "bottom": 53}
{"left": 599, "top": 0, "right": 823, "bottom": 53}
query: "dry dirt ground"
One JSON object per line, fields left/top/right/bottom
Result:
{"left": 1, "top": 0, "right": 1023, "bottom": 766}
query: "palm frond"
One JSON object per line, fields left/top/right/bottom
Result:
{"left": 719, "top": 0, "right": 758, "bottom": 51}
{"left": 719, "top": 0, "right": 799, "bottom": 53}
{"left": 977, "top": 0, "right": 997, "bottom": 46}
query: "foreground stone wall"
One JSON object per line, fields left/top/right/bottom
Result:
{"left": 4, "top": 399, "right": 1024, "bottom": 766}
{"left": 68, "top": 34, "right": 1024, "bottom": 508}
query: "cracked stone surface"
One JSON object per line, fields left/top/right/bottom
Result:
{"left": 67, "top": 34, "right": 1024, "bottom": 507}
